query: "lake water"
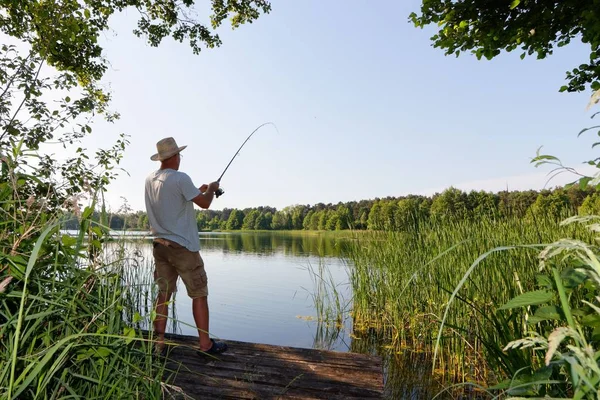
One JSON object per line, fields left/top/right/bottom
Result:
{"left": 105, "top": 231, "right": 353, "bottom": 351}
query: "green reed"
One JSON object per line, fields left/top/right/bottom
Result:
{"left": 305, "top": 259, "right": 351, "bottom": 350}
{"left": 344, "top": 214, "right": 595, "bottom": 386}
{"left": 0, "top": 221, "right": 170, "bottom": 399}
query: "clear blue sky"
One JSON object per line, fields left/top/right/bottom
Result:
{"left": 85, "top": 0, "right": 597, "bottom": 212}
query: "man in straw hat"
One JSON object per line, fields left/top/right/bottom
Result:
{"left": 145, "top": 137, "right": 227, "bottom": 355}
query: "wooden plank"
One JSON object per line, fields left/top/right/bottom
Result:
{"left": 167, "top": 345, "right": 382, "bottom": 378}
{"left": 167, "top": 358, "right": 382, "bottom": 398}
{"left": 170, "top": 371, "right": 382, "bottom": 400}
{"left": 163, "top": 334, "right": 378, "bottom": 368}
{"left": 155, "top": 332, "right": 384, "bottom": 399}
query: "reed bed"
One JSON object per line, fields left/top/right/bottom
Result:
{"left": 344, "top": 213, "right": 596, "bottom": 389}
{"left": 0, "top": 222, "right": 172, "bottom": 399}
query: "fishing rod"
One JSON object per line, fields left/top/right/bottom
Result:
{"left": 214, "top": 122, "right": 278, "bottom": 198}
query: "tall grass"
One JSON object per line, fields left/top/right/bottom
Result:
{"left": 344, "top": 213, "right": 595, "bottom": 389}
{"left": 0, "top": 218, "right": 173, "bottom": 399}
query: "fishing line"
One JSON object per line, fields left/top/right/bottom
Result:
{"left": 214, "top": 122, "right": 279, "bottom": 198}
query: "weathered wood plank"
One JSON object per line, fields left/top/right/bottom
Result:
{"left": 156, "top": 332, "right": 384, "bottom": 399}
{"left": 164, "top": 334, "right": 378, "bottom": 368}
{"left": 167, "top": 346, "right": 382, "bottom": 383}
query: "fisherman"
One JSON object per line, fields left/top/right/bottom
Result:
{"left": 145, "top": 137, "right": 227, "bottom": 355}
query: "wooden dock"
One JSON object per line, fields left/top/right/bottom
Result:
{"left": 158, "top": 333, "right": 384, "bottom": 400}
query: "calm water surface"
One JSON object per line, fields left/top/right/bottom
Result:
{"left": 110, "top": 231, "right": 352, "bottom": 351}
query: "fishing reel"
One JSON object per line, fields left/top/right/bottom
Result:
{"left": 215, "top": 188, "right": 224, "bottom": 198}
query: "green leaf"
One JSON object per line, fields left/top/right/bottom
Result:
{"left": 536, "top": 273, "right": 553, "bottom": 288}
{"left": 76, "top": 349, "right": 94, "bottom": 361}
{"left": 510, "top": 0, "right": 520, "bottom": 9}
{"left": 61, "top": 234, "right": 78, "bottom": 247}
{"left": 579, "top": 176, "right": 593, "bottom": 189}
{"left": 84, "top": 9, "right": 91, "bottom": 19}
{"left": 91, "top": 226, "right": 103, "bottom": 237}
{"left": 95, "top": 347, "right": 111, "bottom": 358}
{"left": 533, "top": 305, "right": 562, "bottom": 321}
{"left": 81, "top": 206, "right": 94, "bottom": 220}
{"left": 592, "top": 327, "right": 600, "bottom": 341}
{"left": 123, "top": 326, "right": 136, "bottom": 344}
{"left": 133, "top": 312, "right": 142, "bottom": 323}
{"left": 578, "top": 125, "right": 600, "bottom": 137}
{"left": 499, "top": 290, "right": 554, "bottom": 310}
{"left": 65, "top": 96, "right": 71, "bottom": 103}
{"left": 561, "top": 267, "right": 588, "bottom": 288}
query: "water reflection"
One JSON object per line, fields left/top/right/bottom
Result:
{"left": 102, "top": 230, "right": 347, "bottom": 258}
{"left": 197, "top": 231, "right": 346, "bottom": 257}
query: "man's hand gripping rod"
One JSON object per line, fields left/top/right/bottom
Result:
{"left": 213, "top": 122, "right": 277, "bottom": 198}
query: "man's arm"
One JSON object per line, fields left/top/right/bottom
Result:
{"left": 192, "top": 181, "right": 220, "bottom": 209}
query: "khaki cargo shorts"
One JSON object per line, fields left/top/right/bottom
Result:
{"left": 152, "top": 239, "right": 208, "bottom": 298}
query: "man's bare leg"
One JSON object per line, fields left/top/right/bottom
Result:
{"left": 192, "top": 296, "right": 212, "bottom": 351}
{"left": 154, "top": 291, "right": 172, "bottom": 352}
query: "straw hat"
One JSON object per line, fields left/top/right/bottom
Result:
{"left": 150, "top": 137, "right": 187, "bottom": 161}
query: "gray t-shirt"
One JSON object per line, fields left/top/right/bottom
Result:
{"left": 145, "top": 169, "right": 201, "bottom": 252}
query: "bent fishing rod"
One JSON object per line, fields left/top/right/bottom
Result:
{"left": 213, "top": 122, "right": 278, "bottom": 198}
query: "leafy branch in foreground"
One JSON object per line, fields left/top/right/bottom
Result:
{"left": 411, "top": 1, "right": 600, "bottom": 92}
{"left": 0, "top": 0, "right": 271, "bottom": 85}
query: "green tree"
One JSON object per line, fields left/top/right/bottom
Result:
{"left": 255, "top": 211, "right": 272, "bottom": 230}
{"left": 579, "top": 193, "right": 600, "bottom": 215}
{"left": 380, "top": 200, "right": 398, "bottom": 230}
{"left": 395, "top": 197, "right": 424, "bottom": 232}
{"left": 304, "top": 210, "right": 320, "bottom": 231}
{"left": 354, "top": 207, "right": 370, "bottom": 230}
{"left": 467, "top": 190, "right": 499, "bottom": 219}
{"left": 325, "top": 212, "right": 339, "bottom": 231}
{"left": 208, "top": 216, "right": 221, "bottom": 231}
{"left": 290, "top": 205, "right": 307, "bottom": 230}
{"left": 430, "top": 188, "right": 469, "bottom": 222}
{"left": 531, "top": 190, "right": 571, "bottom": 220}
{"left": 242, "top": 209, "right": 260, "bottom": 230}
{"left": 196, "top": 212, "right": 209, "bottom": 231}
{"left": 271, "top": 210, "right": 290, "bottom": 230}
{"left": 411, "top": 0, "right": 600, "bottom": 92}
{"left": 137, "top": 213, "right": 149, "bottom": 230}
{"left": 317, "top": 210, "right": 329, "bottom": 231}
{"left": 335, "top": 205, "right": 352, "bottom": 230}
{"left": 367, "top": 201, "right": 383, "bottom": 230}
{"left": 226, "top": 209, "right": 244, "bottom": 230}
{"left": 253, "top": 213, "right": 265, "bottom": 230}
{"left": 303, "top": 210, "right": 315, "bottom": 230}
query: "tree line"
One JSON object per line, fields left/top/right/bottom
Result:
{"left": 63, "top": 185, "right": 600, "bottom": 232}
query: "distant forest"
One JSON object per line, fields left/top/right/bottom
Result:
{"left": 62, "top": 186, "right": 600, "bottom": 232}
